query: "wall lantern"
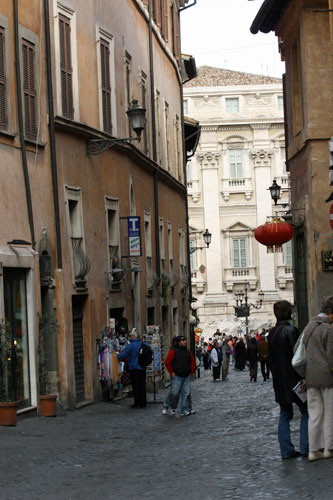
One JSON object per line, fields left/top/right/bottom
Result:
{"left": 268, "top": 179, "right": 282, "bottom": 206}
{"left": 254, "top": 217, "right": 294, "bottom": 253}
{"left": 190, "top": 228, "right": 212, "bottom": 254}
{"left": 87, "top": 100, "right": 146, "bottom": 155}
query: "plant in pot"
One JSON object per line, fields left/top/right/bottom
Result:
{"left": 0, "top": 321, "right": 17, "bottom": 426}
{"left": 39, "top": 314, "right": 58, "bottom": 417}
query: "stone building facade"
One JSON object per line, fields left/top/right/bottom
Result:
{"left": 0, "top": 0, "right": 191, "bottom": 412}
{"left": 184, "top": 66, "right": 293, "bottom": 336}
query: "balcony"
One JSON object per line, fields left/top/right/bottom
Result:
{"left": 224, "top": 266, "right": 257, "bottom": 292}
{"left": 277, "top": 264, "right": 293, "bottom": 289}
{"left": 221, "top": 177, "right": 253, "bottom": 201}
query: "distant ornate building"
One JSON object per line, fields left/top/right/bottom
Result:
{"left": 184, "top": 66, "right": 293, "bottom": 336}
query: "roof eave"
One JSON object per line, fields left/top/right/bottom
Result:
{"left": 250, "top": 0, "right": 291, "bottom": 35}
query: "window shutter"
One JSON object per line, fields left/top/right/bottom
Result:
{"left": 100, "top": 39, "right": 112, "bottom": 133}
{"left": 0, "top": 27, "right": 7, "bottom": 130}
{"left": 22, "top": 39, "right": 37, "bottom": 138}
{"left": 153, "top": 0, "right": 161, "bottom": 27}
{"left": 162, "top": 0, "right": 169, "bottom": 41}
{"left": 172, "top": 4, "right": 180, "bottom": 62}
{"left": 59, "top": 14, "right": 73, "bottom": 119}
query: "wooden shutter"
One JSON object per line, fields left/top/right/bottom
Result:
{"left": 171, "top": 3, "right": 180, "bottom": 61}
{"left": 22, "top": 39, "right": 37, "bottom": 138}
{"left": 153, "top": 0, "right": 161, "bottom": 26}
{"left": 100, "top": 39, "right": 112, "bottom": 133}
{"left": 0, "top": 27, "right": 7, "bottom": 130}
{"left": 162, "top": 0, "right": 169, "bottom": 42}
{"left": 59, "top": 14, "right": 73, "bottom": 119}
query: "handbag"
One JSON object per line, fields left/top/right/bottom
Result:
{"left": 292, "top": 331, "right": 306, "bottom": 377}
{"left": 292, "top": 323, "right": 319, "bottom": 377}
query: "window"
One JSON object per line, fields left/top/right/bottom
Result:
{"left": 278, "top": 95, "right": 284, "bottom": 111}
{"left": 59, "top": 14, "right": 73, "bottom": 119}
{"left": 106, "top": 198, "right": 121, "bottom": 290}
{"left": 124, "top": 51, "right": 132, "bottom": 136}
{"left": 189, "top": 240, "right": 195, "bottom": 270}
{"left": 229, "top": 149, "right": 243, "bottom": 178}
{"left": 65, "top": 186, "right": 90, "bottom": 287}
{"left": 226, "top": 97, "right": 239, "bottom": 113}
{"left": 22, "top": 39, "right": 37, "bottom": 139}
{"left": 159, "top": 218, "right": 165, "bottom": 273}
{"left": 174, "top": 114, "right": 182, "bottom": 180}
{"left": 0, "top": 26, "right": 7, "bottom": 130}
{"left": 183, "top": 99, "right": 188, "bottom": 115}
{"left": 285, "top": 240, "right": 293, "bottom": 267}
{"left": 171, "top": 2, "right": 180, "bottom": 62}
{"left": 100, "top": 38, "right": 112, "bottom": 133}
{"left": 161, "top": 0, "right": 169, "bottom": 41}
{"left": 155, "top": 90, "right": 162, "bottom": 165}
{"left": 233, "top": 238, "right": 247, "bottom": 268}
{"left": 140, "top": 71, "right": 148, "bottom": 155}
{"left": 164, "top": 100, "right": 170, "bottom": 170}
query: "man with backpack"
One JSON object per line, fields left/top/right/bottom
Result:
{"left": 117, "top": 330, "right": 153, "bottom": 409}
{"left": 165, "top": 335, "right": 196, "bottom": 416}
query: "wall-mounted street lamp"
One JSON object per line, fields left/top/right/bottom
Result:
{"left": 87, "top": 100, "right": 146, "bottom": 155}
{"left": 234, "top": 284, "right": 264, "bottom": 336}
{"left": 189, "top": 228, "right": 212, "bottom": 254}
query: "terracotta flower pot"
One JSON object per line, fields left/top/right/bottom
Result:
{"left": 0, "top": 401, "right": 18, "bottom": 426}
{"left": 40, "top": 395, "right": 57, "bottom": 417}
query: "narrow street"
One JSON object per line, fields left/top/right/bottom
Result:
{"left": 1, "top": 366, "right": 332, "bottom": 500}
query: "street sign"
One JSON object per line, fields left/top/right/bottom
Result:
{"left": 330, "top": 204, "right": 333, "bottom": 230}
{"left": 128, "top": 216, "right": 141, "bottom": 257}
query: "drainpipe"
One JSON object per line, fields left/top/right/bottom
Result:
{"left": 148, "top": 1, "right": 161, "bottom": 307}
{"left": 13, "top": 0, "right": 36, "bottom": 248}
{"left": 179, "top": 3, "right": 196, "bottom": 359}
{"left": 44, "top": 0, "right": 62, "bottom": 268}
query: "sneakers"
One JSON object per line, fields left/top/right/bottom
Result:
{"left": 182, "top": 411, "right": 191, "bottom": 416}
{"left": 323, "top": 450, "right": 333, "bottom": 459}
{"left": 308, "top": 451, "right": 324, "bottom": 462}
{"left": 162, "top": 408, "right": 168, "bottom": 415}
{"left": 189, "top": 410, "right": 196, "bottom": 414}
{"left": 168, "top": 409, "right": 176, "bottom": 416}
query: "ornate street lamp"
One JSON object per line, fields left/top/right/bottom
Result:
{"left": 268, "top": 179, "right": 281, "bottom": 206}
{"left": 87, "top": 99, "right": 146, "bottom": 155}
{"left": 190, "top": 228, "right": 212, "bottom": 253}
{"left": 234, "top": 284, "right": 264, "bottom": 336}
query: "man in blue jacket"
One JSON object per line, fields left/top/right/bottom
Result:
{"left": 117, "top": 330, "right": 152, "bottom": 409}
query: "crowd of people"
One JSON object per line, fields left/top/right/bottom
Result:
{"left": 196, "top": 328, "right": 270, "bottom": 383}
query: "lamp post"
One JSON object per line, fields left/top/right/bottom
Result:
{"left": 87, "top": 99, "right": 146, "bottom": 155}
{"left": 234, "top": 284, "right": 264, "bottom": 336}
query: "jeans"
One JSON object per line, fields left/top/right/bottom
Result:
{"left": 278, "top": 399, "right": 309, "bottom": 458}
{"left": 169, "top": 374, "right": 191, "bottom": 413}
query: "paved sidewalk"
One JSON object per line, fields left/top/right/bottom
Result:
{"left": 1, "top": 366, "right": 332, "bottom": 500}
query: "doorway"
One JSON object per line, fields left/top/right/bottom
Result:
{"left": 72, "top": 295, "right": 86, "bottom": 404}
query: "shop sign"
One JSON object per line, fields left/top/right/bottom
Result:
{"left": 128, "top": 216, "right": 141, "bottom": 257}
{"left": 322, "top": 250, "right": 333, "bottom": 271}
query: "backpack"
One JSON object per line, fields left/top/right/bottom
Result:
{"left": 138, "top": 343, "right": 153, "bottom": 369}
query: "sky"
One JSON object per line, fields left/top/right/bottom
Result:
{"left": 180, "top": 0, "right": 285, "bottom": 78}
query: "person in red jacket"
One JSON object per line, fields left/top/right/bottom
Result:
{"left": 165, "top": 335, "right": 196, "bottom": 416}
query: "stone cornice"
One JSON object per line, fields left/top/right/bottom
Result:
{"left": 200, "top": 123, "right": 284, "bottom": 132}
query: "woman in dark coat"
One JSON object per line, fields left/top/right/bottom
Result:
{"left": 247, "top": 336, "right": 258, "bottom": 381}
{"left": 235, "top": 338, "right": 247, "bottom": 370}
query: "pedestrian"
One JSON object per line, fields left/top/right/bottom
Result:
{"left": 257, "top": 333, "right": 270, "bottom": 381}
{"left": 234, "top": 337, "right": 246, "bottom": 370}
{"left": 247, "top": 336, "right": 258, "bottom": 382}
{"left": 221, "top": 337, "right": 232, "bottom": 380}
{"left": 202, "top": 342, "right": 210, "bottom": 370}
{"left": 296, "top": 296, "right": 333, "bottom": 462}
{"left": 268, "top": 300, "right": 308, "bottom": 459}
{"left": 164, "top": 335, "right": 196, "bottom": 416}
{"left": 117, "top": 329, "right": 153, "bottom": 409}
{"left": 210, "top": 340, "right": 222, "bottom": 381}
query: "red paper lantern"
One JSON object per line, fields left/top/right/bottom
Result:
{"left": 254, "top": 218, "right": 294, "bottom": 253}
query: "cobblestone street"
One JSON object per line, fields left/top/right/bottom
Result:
{"left": 1, "top": 366, "right": 332, "bottom": 500}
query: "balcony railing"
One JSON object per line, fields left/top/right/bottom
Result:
{"left": 71, "top": 237, "right": 91, "bottom": 288}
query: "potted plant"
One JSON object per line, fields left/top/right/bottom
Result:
{"left": 0, "top": 321, "right": 17, "bottom": 426}
{"left": 39, "top": 314, "right": 58, "bottom": 417}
